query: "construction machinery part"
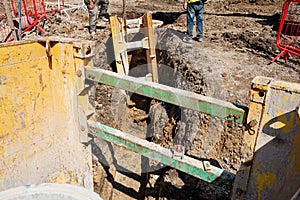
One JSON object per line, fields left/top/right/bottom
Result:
{"left": 0, "top": 37, "right": 95, "bottom": 191}
{"left": 233, "top": 76, "right": 300, "bottom": 200}
{"left": 88, "top": 121, "right": 235, "bottom": 183}
{"left": 172, "top": 144, "right": 185, "bottom": 159}
{"left": 85, "top": 67, "right": 246, "bottom": 123}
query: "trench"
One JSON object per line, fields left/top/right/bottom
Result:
{"left": 91, "top": 28, "right": 252, "bottom": 200}
{"left": 2, "top": 1, "right": 299, "bottom": 198}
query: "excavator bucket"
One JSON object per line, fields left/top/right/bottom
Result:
{"left": 0, "top": 38, "right": 95, "bottom": 191}
{"left": 233, "top": 76, "right": 300, "bottom": 199}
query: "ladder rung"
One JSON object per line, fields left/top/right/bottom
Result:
{"left": 125, "top": 38, "right": 149, "bottom": 50}
{"left": 126, "top": 28, "right": 140, "bottom": 34}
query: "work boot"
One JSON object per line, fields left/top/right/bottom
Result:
{"left": 183, "top": 36, "right": 192, "bottom": 44}
{"left": 196, "top": 37, "right": 203, "bottom": 42}
{"left": 99, "top": 16, "right": 109, "bottom": 22}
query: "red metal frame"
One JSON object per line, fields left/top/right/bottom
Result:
{"left": 0, "top": 2, "right": 13, "bottom": 42}
{"left": 272, "top": 0, "right": 300, "bottom": 63}
{"left": 1, "top": 0, "right": 64, "bottom": 43}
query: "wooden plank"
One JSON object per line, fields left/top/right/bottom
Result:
{"left": 109, "top": 16, "right": 126, "bottom": 75}
{"left": 88, "top": 120, "right": 235, "bottom": 183}
{"left": 85, "top": 67, "right": 247, "bottom": 123}
{"left": 143, "top": 12, "right": 158, "bottom": 83}
{"left": 120, "top": 17, "right": 130, "bottom": 75}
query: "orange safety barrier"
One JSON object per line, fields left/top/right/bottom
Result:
{"left": 10, "top": 0, "right": 46, "bottom": 37}
{"left": 272, "top": 0, "right": 300, "bottom": 63}
{"left": 0, "top": 0, "right": 64, "bottom": 43}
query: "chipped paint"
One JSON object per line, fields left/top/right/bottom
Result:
{"left": 0, "top": 39, "right": 94, "bottom": 191}
{"left": 233, "top": 77, "right": 300, "bottom": 200}
{"left": 289, "top": 111, "right": 300, "bottom": 178}
{"left": 256, "top": 172, "right": 276, "bottom": 200}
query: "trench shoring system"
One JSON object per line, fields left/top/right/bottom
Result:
{"left": 1, "top": 12, "right": 300, "bottom": 200}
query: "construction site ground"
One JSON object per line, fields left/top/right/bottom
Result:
{"left": 23, "top": 0, "right": 299, "bottom": 199}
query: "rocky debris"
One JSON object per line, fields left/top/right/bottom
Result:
{"left": 148, "top": 102, "right": 169, "bottom": 145}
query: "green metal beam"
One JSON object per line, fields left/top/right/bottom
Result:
{"left": 88, "top": 120, "right": 235, "bottom": 183}
{"left": 85, "top": 67, "right": 246, "bottom": 123}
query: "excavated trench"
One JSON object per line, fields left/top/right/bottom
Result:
{"left": 91, "top": 28, "right": 252, "bottom": 200}
{"left": 5, "top": 1, "right": 299, "bottom": 199}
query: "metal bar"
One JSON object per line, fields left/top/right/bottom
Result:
{"left": 125, "top": 39, "right": 149, "bottom": 50}
{"left": 88, "top": 120, "right": 235, "bottom": 183}
{"left": 18, "top": 0, "right": 22, "bottom": 40}
{"left": 126, "top": 28, "right": 140, "bottom": 34}
{"left": 85, "top": 67, "right": 246, "bottom": 123}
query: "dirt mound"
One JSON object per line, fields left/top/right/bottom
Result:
{"left": 154, "top": 28, "right": 252, "bottom": 170}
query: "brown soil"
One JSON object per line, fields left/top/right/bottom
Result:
{"left": 24, "top": 0, "right": 300, "bottom": 199}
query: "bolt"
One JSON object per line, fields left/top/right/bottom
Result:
{"left": 247, "top": 119, "right": 258, "bottom": 135}
{"left": 76, "top": 70, "right": 82, "bottom": 77}
{"left": 88, "top": 75, "right": 95, "bottom": 80}
{"left": 248, "top": 119, "right": 258, "bottom": 128}
{"left": 227, "top": 113, "right": 240, "bottom": 120}
{"left": 80, "top": 125, "right": 86, "bottom": 131}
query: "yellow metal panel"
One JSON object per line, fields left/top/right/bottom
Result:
{"left": 0, "top": 42, "right": 47, "bottom": 66}
{"left": 0, "top": 39, "right": 94, "bottom": 191}
{"left": 244, "top": 89, "right": 267, "bottom": 151}
{"left": 233, "top": 76, "right": 300, "bottom": 200}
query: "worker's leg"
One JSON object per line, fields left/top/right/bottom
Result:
{"left": 98, "top": 0, "right": 109, "bottom": 21}
{"left": 186, "top": 3, "right": 195, "bottom": 39}
{"left": 195, "top": 1, "right": 204, "bottom": 40}
{"left": 87, "top": 0, "right": 100, "bottom": 33}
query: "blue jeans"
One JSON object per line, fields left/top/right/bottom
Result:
{"left": 187, "top": 1, "right": 204, "bottom": 39}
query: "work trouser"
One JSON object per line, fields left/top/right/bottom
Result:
{"left": 86, "top": 0, "right": 109, "bottom": 32}
{"left": 187, "top": 0, "right": 204, "bottom": 39}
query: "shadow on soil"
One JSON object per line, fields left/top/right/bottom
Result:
{"left": 152, "top": 11, "right": 185, "bottom": 25}
{"left": 90, "top": 137, "right": 147, "bottom": 199}
{"left": 206, "top": 12, "right": 280, "bottom": 30}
